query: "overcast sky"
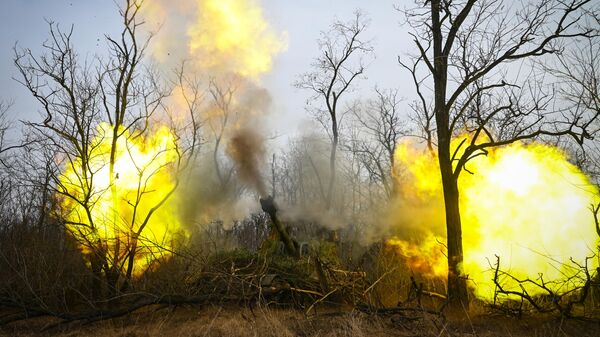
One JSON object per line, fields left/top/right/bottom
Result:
{"left": 0, "top": 0, "right": 412, "bottom": 143}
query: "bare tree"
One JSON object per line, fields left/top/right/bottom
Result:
{"left": 351, "top": 88, "right": 407, "bottom": 198}
{"left": 400, "top": 61, "right": 436, "bottom": 152}
{"left": 274, "top": 138, "right": 313, "bottom": 206}
{"left": 400, "top": 0, "right": 599, "bottom": 307}
{"left": 544, "top": 15, "right": 600, "bottom": 181}
{"left": 14, "top": 17, "right": 107, "bottom": 291}
{"left": 171, "top": 62, "right": 205, "bottom": 169}
{"left": 0, "top": 100, "right": 10, "bottom": 131}
{"left": 206, "top": 77, "right": 238, "bottom": 190}
{"left": 98, "top": 0, "right": 169, "bottom": 291}
{"left": 14, "top": 0, "right": 200, "bottom": 294}
{"left": 0, "top": 100, "right": 19, "bottom": 225}
{"left": 296, "top": 11, "right": 373, "bottom": 210}
{"left": 0, "top": 100, "right": 14, "bottom": 157}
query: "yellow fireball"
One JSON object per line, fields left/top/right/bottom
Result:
{"left": 389, "top": 138, "right": 599, "bottom": 301}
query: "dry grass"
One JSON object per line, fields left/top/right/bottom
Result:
{"left": 2, "top": 305, "right": 599, "bottom": 337}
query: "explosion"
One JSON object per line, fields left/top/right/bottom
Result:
{"left": 387, "top": 232, "right": 448, "bottom": 279}
{"left": 59, "top": 123, "right": 184, "bottom": 275}
{"left": 388, "top": 138, "right": 599, "bottom": 301}
{"left": 139, "top": 0, "right": 285, "bottom": 225}
{"left": 57, "top": 0, "right": 286, "bottom": 276}
{"left": 187, "top": 0, "right": 286, "bottom": 77}
{"left": 142, "top": 0, "right": 287, "bottom": 79}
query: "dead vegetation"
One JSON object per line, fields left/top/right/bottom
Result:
{"left": 2, "top": 0, "right": 600, "bottom": 336}
{"left": 2, "top": 305, "right": 600, "bottom": 337}
{"left": 2, "top": 219, "right": 599, "bottom": 336}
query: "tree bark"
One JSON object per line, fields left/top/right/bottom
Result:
{"left": 437, "top": 113, "right": 469, "bottom": 308}
{"left": 431, "top": 0, "right": 469, "bottom": 309}
{"left": 440, "top": 164, "right": 468, "bottom": 308}
{"left": 326, "top": 126, "right": 338, "bottom": 210}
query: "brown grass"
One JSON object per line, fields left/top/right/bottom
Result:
{"left": 2, "top": 305, "right": 599, "bottom": 337}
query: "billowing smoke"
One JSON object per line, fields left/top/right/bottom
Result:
{"left": 226, "top": 128, "right": 267, "bottom": 197}
{"left": 141, "top": 0, "right": 287, "bottom": 79}
{"left": 139, "top": 0, "right": 286, "bottom": 228}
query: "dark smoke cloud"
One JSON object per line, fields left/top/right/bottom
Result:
{"left": 226, "top": 128, "right": 267, "bottom": 197}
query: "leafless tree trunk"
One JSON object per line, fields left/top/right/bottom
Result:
{"left": 351, "top": 88, "right": 407, "bottom": 198}
{"left": 296, "top": 11, "right": 373, "bottom": 210}
{"left": 14, "top": 0, "right": 201, "bottom": 295}
{"left": 401, "top": 0, "right": 598, "bottom": 308}
{"left": 207, "top": 77, "right": 238, "bottom": 190}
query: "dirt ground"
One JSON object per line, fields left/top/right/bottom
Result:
{"left": 1, "top": 305, "right": 599, "bottom": 337}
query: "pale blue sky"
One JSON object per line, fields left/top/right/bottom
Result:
{"left": 0, "top": 0, "right": 411, "bottom": 140}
